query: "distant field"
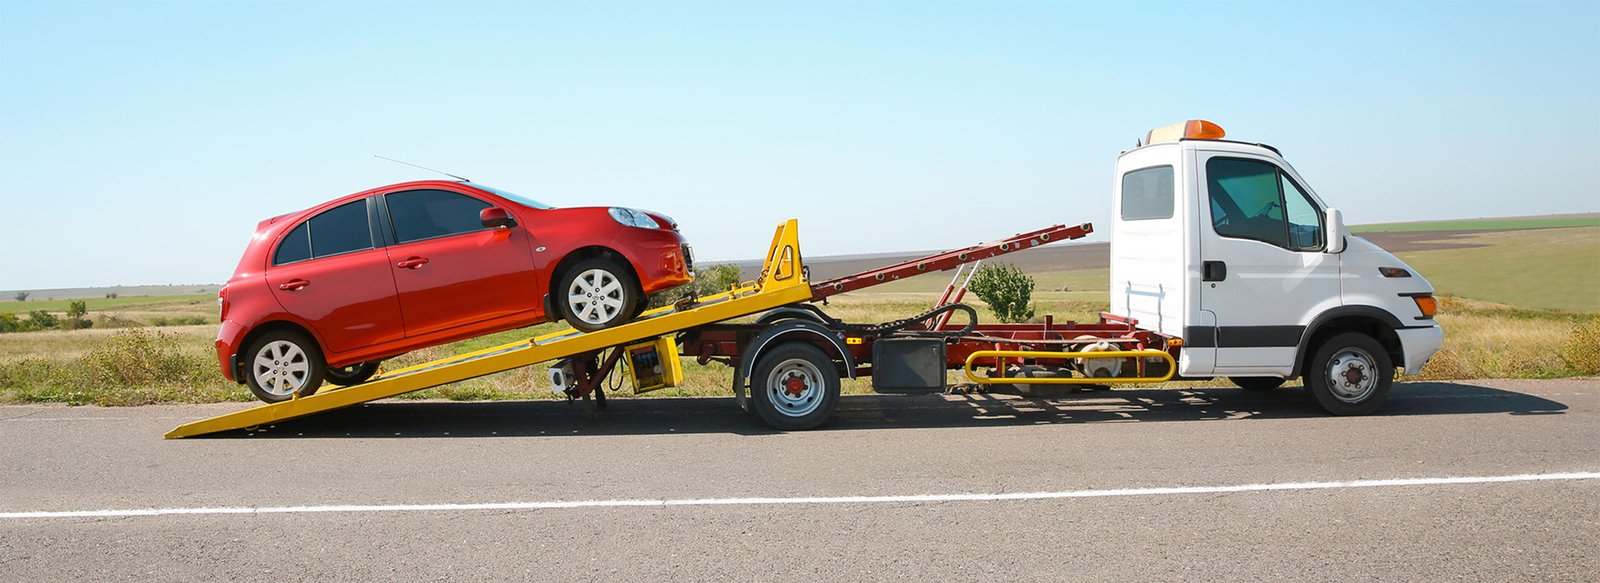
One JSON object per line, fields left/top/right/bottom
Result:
{"left": 1353, "top": 214, "right": 1600, "bottom": 233}
{"left": 0, "top": 293, "right": 215, "bottom": 315}
{"left": 827, "top": 226, "right": 1600, "bottom": 314}
{"left": 1389, "top": 226, "right": 1600, "bottom": 313}
{"left": 0, "top": 284, "right": 219, "bottom": 303}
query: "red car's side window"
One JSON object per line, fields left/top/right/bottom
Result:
{"left": 272, "top": 200, "right": 375, "bottom": 266}
{"left": 384, "top": 189, "right": 492, "bottom": 244}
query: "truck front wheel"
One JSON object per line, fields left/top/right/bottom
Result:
{"left": 1306, "top": 332, "right": 1393, "bottom": 415}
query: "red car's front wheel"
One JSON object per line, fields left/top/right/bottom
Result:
{"left": 558, "top": 258, "right": 640, "bottom": 333}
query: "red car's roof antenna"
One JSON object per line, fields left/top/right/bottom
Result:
{"left": 373, "top": 155, "right": 472, "bottom": 183}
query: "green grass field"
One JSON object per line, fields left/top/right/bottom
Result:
{"left": 0, "top": 294, "right": 214, "bottom": 315}
{"left": 1354, "top": 215, "right": 1600, "bottom": 233}
{"left": 1390, "top": 227, "right": 1600, "bottom": 313}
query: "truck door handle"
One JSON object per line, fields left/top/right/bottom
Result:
{"left": 1203, "top": 261, "right": 1227, "bottom": 282}
{"left": 396, "top": 256, "right": 430, "bottom": 269}
{"left": 279, "top": 279, "right": 310, "bottom": 291}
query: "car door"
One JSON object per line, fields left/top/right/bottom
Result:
{"left": 380, "top": 187, "right": 541, "bottom": 338}
{"left": 264, "top": 198, "right": 406, "bottom": 356}
{"left": 1195, "top": 152, "right": 1341, "bottom": 374}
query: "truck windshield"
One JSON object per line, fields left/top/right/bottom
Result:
{"left": 469, "top": 183, "right": 553, "bottom": 210}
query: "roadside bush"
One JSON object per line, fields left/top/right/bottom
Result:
{"left": 647, "top": 263, "right": 744, "bottom": 309}
{"left": 25, "top": 310, "right": 57, "bottom": 331}
{"left": 0, "top": 313, "right": 18, "bottom": 333}
{"left": 1561, "top": 317, "right": 1600, "bottom": 375}
{"left": 967, "top": 262, "right": 1036, "bottom": 323}
{"left": 81, "top": 328, "right": 213, "bottom": 388}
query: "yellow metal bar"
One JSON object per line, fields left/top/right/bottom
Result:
{"left": 962, "top": 349, "right": 1177, "bottom": 385}
{"left": 166, "top": 220, "right": 809, "bottom": 439}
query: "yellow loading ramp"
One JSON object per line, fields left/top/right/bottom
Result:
{"left": 166, "top": 219, "right": 812, "bottom": 439}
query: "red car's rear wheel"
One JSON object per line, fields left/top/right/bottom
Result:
{"left": 244, "top": 329, "right": 325, "bottom": 403}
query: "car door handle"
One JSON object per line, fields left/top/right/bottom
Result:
{"left": 1203, "top": 261, "right": 1227, "bottom": 282}
{"left": 396, "top": 256, "right": 430, "bottom": 269}
{"left": 279, "top": 279, "right": 310, "bottom": 291}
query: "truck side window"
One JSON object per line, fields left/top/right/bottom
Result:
{"left": 1206, "top": 157, "right": 1325, "bottom": 251}
{"left": 1207, "top": 158, "right": 1288, "bottom": 248}
{"left": 1121, "top": 165, "right": 1174, "bottom": 220}
{"left": 1280, "top": 175, "right": 1324, "bottom": 251}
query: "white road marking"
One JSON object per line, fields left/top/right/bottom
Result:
{"left": 3, "top": 471, "right": 1596, "bottom": 520}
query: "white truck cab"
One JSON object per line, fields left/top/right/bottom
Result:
{"left": 1109, "top": 120, "right": 1444, "bottom": 413}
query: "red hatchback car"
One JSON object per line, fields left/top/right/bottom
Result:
{"left": 217, "top": 180, "right": 693, "bottom": 403}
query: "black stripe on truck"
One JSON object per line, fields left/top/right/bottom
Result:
{"left": 1183, "top": 325, "right": 1306, "bottom": 348}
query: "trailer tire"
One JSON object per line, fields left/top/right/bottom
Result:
{"left": 243, "top": 329, "right": 324, "bottom": 403}
{"left": 325, "top": 361, "right": 380, "bottom": 386}
{"left": 1230, "top": 376, "right": 1285, "bottom": 391}
{"left": 1306, "top": 332, "right": 1392, "bottom": 415}
{"left": 750, "top": 342, "right": 840, "bottom": 431}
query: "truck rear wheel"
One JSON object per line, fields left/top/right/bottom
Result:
{"left": 1306, "top": 332, "right": 1392, "bottom": 415}
{"left": 750, "top": 342, "right": 840, "bottom": 431}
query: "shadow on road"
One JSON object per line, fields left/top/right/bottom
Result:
{"left": 201, "top": 381, "right": 1569, "bottom": 439}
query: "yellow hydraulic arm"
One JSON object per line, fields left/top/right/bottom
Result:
{"left": 166, "top": 219, "right": 812, "bottom": 439}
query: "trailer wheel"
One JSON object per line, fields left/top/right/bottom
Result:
{"left": 1306, "top": 332, "right": 1392, "bottom": 415}
{"left": 325, "top": 361, "right": 380, "bottom": 386}
{"left": 1230, "top": 376, "right": 1285, "bottom": 391}
{"left": 244, "top": 329, "right": 324, "bottom": 403}
{"left": 750, "top": 342, "right": 840, "bottom": 431}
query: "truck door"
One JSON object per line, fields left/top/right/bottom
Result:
{"left": 1195, "top": 151, "right": 1340, "bottom": 374}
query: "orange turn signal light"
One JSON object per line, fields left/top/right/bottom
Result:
{"left": 1413, "top": 295, "right": 1438, "bottom": 319}
{"left": 1145, "top": 119, "right": 1227, "bottom": 145}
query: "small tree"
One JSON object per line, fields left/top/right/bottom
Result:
{"left": 966, "top": 262, "right": 1036, "bottom": 323}
{"left": 66, "top": 300, "right": 89, "bottom": 330}
{"left": 13, "top": 291, "right": 28, "bottom": 302}
{"left": 648, "top": 263, "right": 744, "bottom": 309}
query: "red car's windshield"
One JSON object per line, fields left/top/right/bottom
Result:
{"left": 468, "top": 183, "right": 553, "bottom": 210}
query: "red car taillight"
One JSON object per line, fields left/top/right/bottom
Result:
{"left": 218, "top": 286, "right": 229, "bottom": 322}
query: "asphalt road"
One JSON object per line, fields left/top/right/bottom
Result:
{"left": 2, "top": 379, "right": 1596, "bottom": 581}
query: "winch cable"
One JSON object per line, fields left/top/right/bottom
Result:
{"left": 831, "top": 303, "right": 979, "bottom": 339}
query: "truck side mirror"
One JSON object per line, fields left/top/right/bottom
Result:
{"left": 480, "top": 207, "right": 517, "bottom": 229}
{"left": 1325, "top": 208, "right": 1346, "bottom": 253}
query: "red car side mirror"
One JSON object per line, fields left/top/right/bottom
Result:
{"left": 480, "top": 207, "right": 517, "bottom": 229}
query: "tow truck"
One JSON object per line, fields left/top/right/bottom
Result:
{"left": 167, "top": 120, "right": 1443, "bottom": 438}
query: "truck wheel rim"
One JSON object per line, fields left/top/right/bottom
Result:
{"left": 253, "top": 340, "right": 308, "bottom": 396}
{"left": 1326, "top": 348, "right": 1377, "bottom": 403}
{"left": 767, "top": 358, "right": 825, "bottom": 418}
{"left": 568, "top": 268, "right": 625, "bottom": 325}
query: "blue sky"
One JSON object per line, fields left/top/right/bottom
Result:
{"left": 1, "top": 0, "right": 1596, "bottom": 289}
